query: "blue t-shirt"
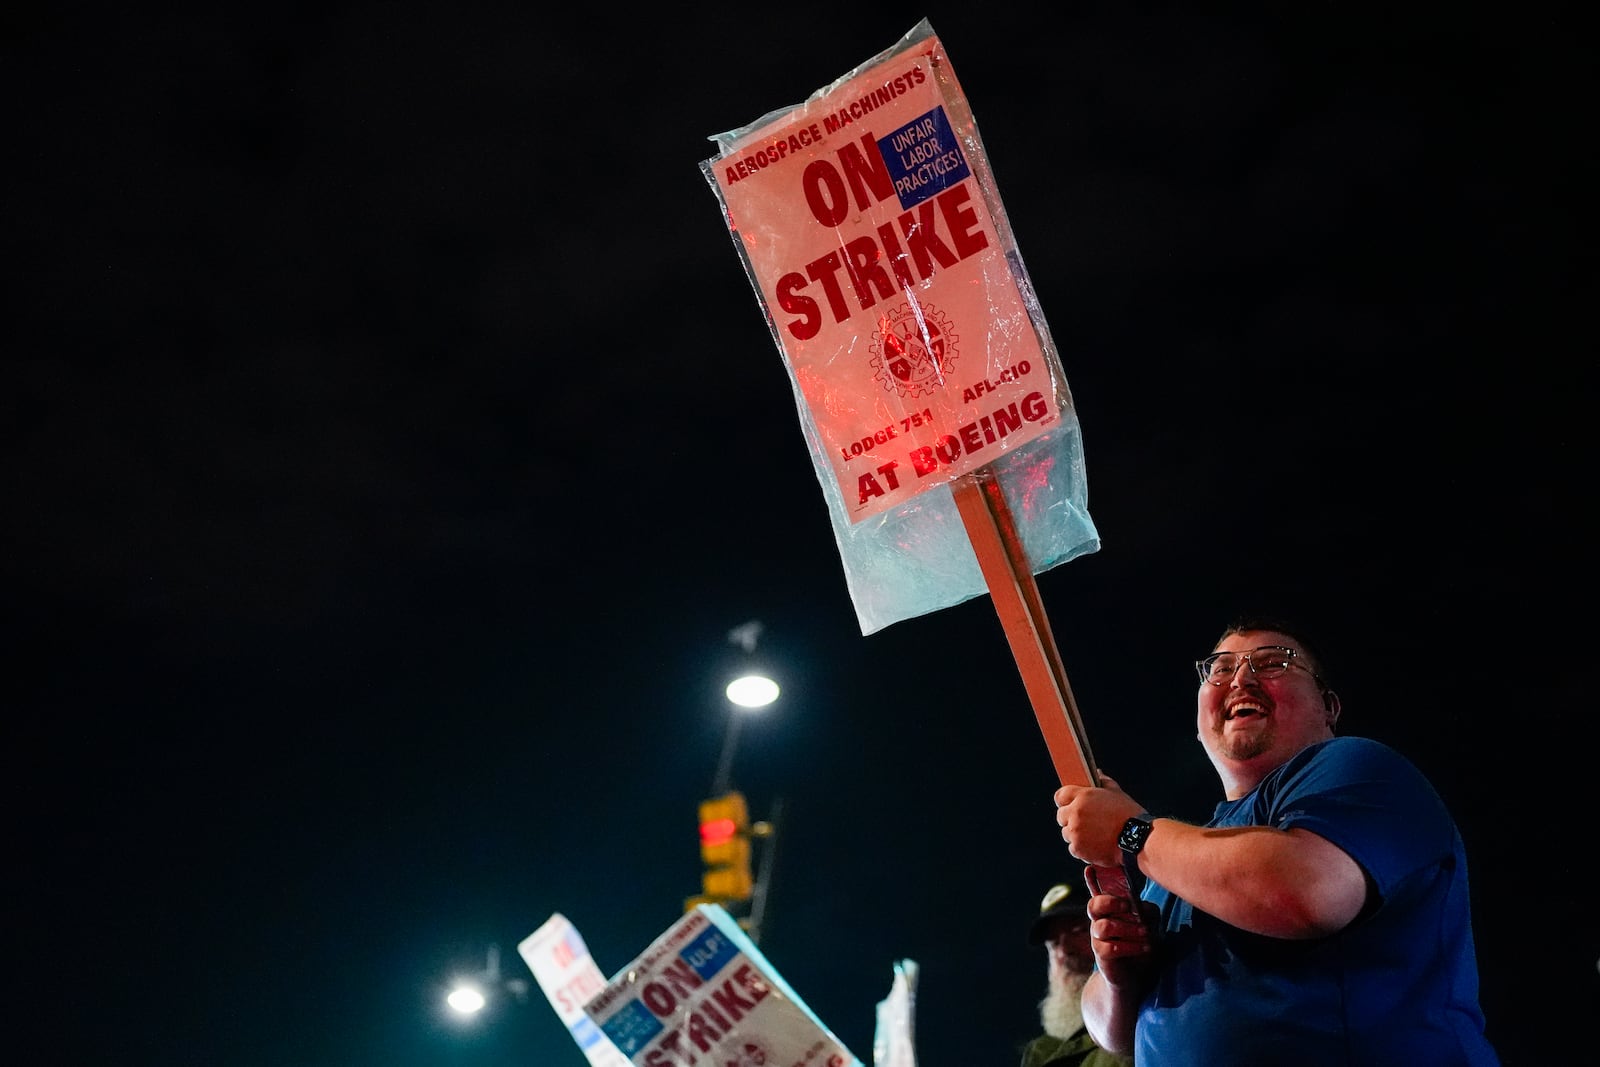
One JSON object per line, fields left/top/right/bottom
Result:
{"left": 1136, "top": 737, "right": 1499, "bottom": 1066}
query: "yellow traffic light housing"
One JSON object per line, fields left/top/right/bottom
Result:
{"left": 693, "top": 790, "right": 753, "bottom": 906}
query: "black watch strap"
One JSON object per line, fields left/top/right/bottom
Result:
{"left": 1118, "top": 813, "right": 1154, "bottom": 898}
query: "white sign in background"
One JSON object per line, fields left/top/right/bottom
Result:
{"left": 519, "top": 913, "right": 630, "bottom": 1067}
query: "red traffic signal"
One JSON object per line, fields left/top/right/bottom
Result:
{"left": 692, "top": 791, "right": 753, "bottom": 905}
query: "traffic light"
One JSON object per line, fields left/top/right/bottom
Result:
{"left": 692, "top": 790, "right": 753, "bottom": 906}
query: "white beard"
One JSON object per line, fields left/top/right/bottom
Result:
{"left": 1038, "top": 969, "right": 1088, "bottom": 1040}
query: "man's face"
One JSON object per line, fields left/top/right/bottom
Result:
{"left": 1197, "top": 628, "right": 1332, "bottom": 774}
{"left": 1045, "top": 915, "right": 1094, "bottom": 977}
{"left": 1039, "top": 915, "right": 1093, "bottom": 1039}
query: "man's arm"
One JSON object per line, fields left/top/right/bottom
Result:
{"left": 1080, "top": 880, "right": 1157, "bottom": 1055}
{"left": 1134, "top": 820, "right": 1367, "bottom": 938}
{"left": 1056, "top": 782, "right": 1369, "bottom": 940}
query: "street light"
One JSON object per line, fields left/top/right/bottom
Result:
{"left": 711, "top": 622, "right": 779, "bottom": 796}
{"left": 443, "top": 943, "right": 528, "bottom": 1020}
{"left": 688, "top": 621, "right": 785, "bottom": 944}
{"left": 726, "top": 673, "right": 780, "bottom": 708}
{"left": 446, "top": 984, "right": 486, "bottom": 1015}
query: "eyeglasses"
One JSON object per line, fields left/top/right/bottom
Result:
{"left": 1194, "top": 645, "right": 1321, "bottom": 686}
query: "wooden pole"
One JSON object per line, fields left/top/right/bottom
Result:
{"left": 950, "top": 467, "right": 1101, "bottom": 788}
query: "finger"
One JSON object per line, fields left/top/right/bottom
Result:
{"left": 1088, "top": 898, "right": 1133, "bottom": 921}
{"left": 1096, "top": 914, "right": 1151, "bottom": 938}
{"left": 1096, "top": 917, "right": 1149, "bottom": 938}
{"left": 1092, "top": 935, "right": 1153, "bottom": 966}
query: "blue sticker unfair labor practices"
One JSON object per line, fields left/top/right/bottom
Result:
{"left": 681, "top": 925, "right": 740, "bottom": 981}
{"left": 599, "top": 999, "right": 663, "bottom": 1057}
{"left": 879, "top": 107, "right": 970, "bottom": 210}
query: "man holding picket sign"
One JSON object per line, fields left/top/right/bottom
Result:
{"left": 705, "top": 18, "right": 1499, "bottom": 1066}
{"left": 1054, "top": 617, "right": 1500, "bottom": 1064}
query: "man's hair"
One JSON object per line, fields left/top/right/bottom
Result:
{"left": 1216, "top": 614, "right": 1335, "bottom": 690}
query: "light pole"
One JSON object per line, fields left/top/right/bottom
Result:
{"left": 712, "top": 630, "right": 779, "bottom": 796}
{"left": 712, "top": 620, "right": 780, "bottom": 795}
{"left": 688, "top": 627, "right": 787, "bottom": 940}
{"left": 700, "top": 621, "right": 785, "bottom": 944}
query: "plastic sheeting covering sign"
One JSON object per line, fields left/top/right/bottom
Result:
{"left": 703, "top": 19, "right": 1099, "bottom": 634}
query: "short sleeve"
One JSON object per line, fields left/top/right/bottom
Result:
{"left": 1257, "top": 737, "right": 1456, "bottom": 899}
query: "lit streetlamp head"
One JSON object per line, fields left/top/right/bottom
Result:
{"left": 726, "top": 674, "right": 779, "bottom": 708}
{"left": 446, "top": 983, "right": 486, "bottom": 1015}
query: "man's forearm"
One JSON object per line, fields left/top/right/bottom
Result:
{"left": 1082, "top": 969, "right": 1140, "bottom": 1055}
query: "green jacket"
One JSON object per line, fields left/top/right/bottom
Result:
{"left": 1019, "top": 1030, "right": 1133, "bottom": 1067}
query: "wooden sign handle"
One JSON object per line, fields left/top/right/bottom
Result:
{"left": 950, "top": 468, "right": 1100, "bottom": 787}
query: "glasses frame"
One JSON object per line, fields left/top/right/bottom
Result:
{"left": 1194, "top": 645, "right": 1323, "bottom": 687}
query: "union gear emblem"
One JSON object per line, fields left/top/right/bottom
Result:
{"left": 869, "top": 302, "right": 958, "bottom": 399}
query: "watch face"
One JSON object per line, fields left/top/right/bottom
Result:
{"left": 1118, "top": 817, "right": 1153, "bottom": 853}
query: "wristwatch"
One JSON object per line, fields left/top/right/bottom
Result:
{"left": 1117, "top": 812, "right": 1156, "bottom": 856}
{"left": 1117, "top": 812, "right": 1155, "bottom": 896}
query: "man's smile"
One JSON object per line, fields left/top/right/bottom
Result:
{"left": 1224, "top": 698, "right": 1268, "bottom": 722}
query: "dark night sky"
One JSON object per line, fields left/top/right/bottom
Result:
{"left": 11, "top": 4, "right": 1593, "bottom": 1065}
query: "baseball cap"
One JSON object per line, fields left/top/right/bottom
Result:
{"left": 1027, "top": 882, "right": 1089, "bottom": 944}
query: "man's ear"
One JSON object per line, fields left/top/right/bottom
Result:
{"left": 1322, "top": 689, "right": 1342, "bottom": 729}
